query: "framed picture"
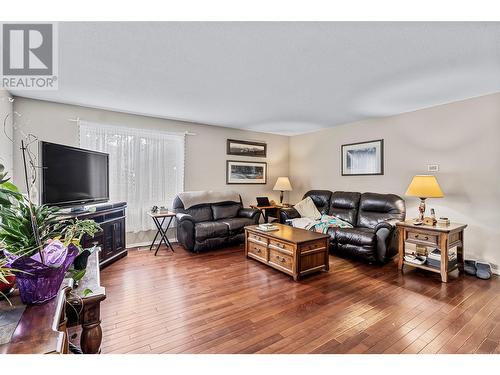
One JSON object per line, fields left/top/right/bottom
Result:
{"left": 226, "top": 139, "right": 267, "bottom": 158}
{"left": 226, "top": 160, "right": 267, "bottom": 184}
{"left": 341, "top": 139, "right": 384, "bottom": 176}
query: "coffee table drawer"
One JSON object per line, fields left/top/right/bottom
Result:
{"left": 248, "top": 241, "right": 268, "bottom": 261}
{"left": 406, "top": 231, "right": 438, "bottom": 246}
{"left": 248, "top": 232, "right": 268, "bottom": 245}
{"left": 269, "top": 249, "right": 293, "bottom": 272}
{"left": 300, "top": 239, "right": 327, "bottom": 252}
{"left": 269, "top": 239, "right": 294, "bottom": 254}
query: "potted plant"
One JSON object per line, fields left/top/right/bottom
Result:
{"left": 0, "top": 162, "right": 101, "bottom": 304}
{"left": 0, "top": 164, "right": 19, "bottom": 299}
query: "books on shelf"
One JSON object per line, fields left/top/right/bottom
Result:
{"left": 427, "top": 248, "right": 456, "bottom": 261}
{"left": 257, "top": 223, "right": 279, "bottom": 232}
{"left": 425, "top": 248, "right": 458, "bottom": 270}
{"left": 426, "top": 258, "right": 458, "bottom": 270}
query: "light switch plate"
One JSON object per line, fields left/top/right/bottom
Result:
{"left": 427, "top": 164, "right": 439, "bottom": 172}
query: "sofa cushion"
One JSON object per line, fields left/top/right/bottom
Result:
{"left": 217, "top": 217, "right": 254, "bottom": 232}
{"left": 328, "top": 191, "right": 361, "bottom": 225}
{"left": 357, "top": 193, "right": 406, "bottom": 229}
{"left": 303, "top": 190, "right": 332, "bottom": 215}
{"left": 194, "top": 221, "right": 228, "bottom": 241}
{"left": 186, "top": 206, "right": 213, "bottom": 223}
{"left": 212, "top": 203, "right": 241, "bottom": 220}
{"left": 294, "top": 196, "right": 321, "bottom": 220}
{"left": 335, "top": 227, "right": 376, "bottom": 248}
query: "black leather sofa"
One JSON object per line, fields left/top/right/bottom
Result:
{"left": 280, "top": 190, "right": 406, "bottom": 263}
{"left": 173, "top": 195, "right": 260, "bottom": 252}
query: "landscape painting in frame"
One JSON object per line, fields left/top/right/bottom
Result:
{"left": 226, "top": 160, "right": 267, "bottom": 184}
{"left": 341, "top": 139, "right": 384, "bottom": 176}
{"left": 227, "top": 139, "right": 267, "bottom": 157}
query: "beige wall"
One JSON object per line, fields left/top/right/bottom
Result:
{"left": 0, "top": 90, "right": 13, "bottom": 173}
{"left": 12, "top": 97, "right": 290, "bottom": 246}
{"left": 289, "top": 93, "right": 500, "bottom": 270}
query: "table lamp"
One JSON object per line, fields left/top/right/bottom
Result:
{"left": 273, "top": 177, "right": 292, "bottom": 204}
{"left": 405, "top": 175, "right": 444, "bottom": 221}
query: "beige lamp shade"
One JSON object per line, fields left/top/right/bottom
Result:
{"left": 405, "top": 175, "right": 444, "bottom": 198}
{"left": 273, "top": 177, "right": 293, "bottom": 191}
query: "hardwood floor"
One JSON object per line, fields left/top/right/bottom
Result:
{"left": 99, "top": 244, "right": 500, "bottom": 354}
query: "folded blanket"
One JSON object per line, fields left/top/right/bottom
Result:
{"left": 313, "top": 215, "right": 353, "bottom": 233}
{"left": 290, "top": 214, "right": 353, "bottom": 233}
{"left": 178, "top": 190, "right": 241, "bottom": 209}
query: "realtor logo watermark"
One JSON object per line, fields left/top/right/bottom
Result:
{"left": 1, "top": 23, "right": 58, "bottom": 90}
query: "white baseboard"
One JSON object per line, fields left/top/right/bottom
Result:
{"left": 127, "top": 238, "right": 177, "bottom": 249}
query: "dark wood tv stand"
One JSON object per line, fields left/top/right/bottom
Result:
{"left": 61, "top": 202, "right": 127, "bottom": 268}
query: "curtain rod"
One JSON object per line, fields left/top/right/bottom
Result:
{"left": 67, "top": 117, "right": 196, "bottom": 136}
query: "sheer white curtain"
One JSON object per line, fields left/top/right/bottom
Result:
{"left": 79, "top": 121, "right": 185, "bottom": 232}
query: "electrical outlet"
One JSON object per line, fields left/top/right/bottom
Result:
{"left": 427, "top": 164, "right": 439, "bottom": 172}
{"left": 490, "top": 263, "right": 498, "bottom": 270}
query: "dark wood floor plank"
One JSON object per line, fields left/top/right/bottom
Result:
{"left": 99, "top": 244, "right": 499, "bottom": 354}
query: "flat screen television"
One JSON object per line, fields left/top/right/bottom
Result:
{"left": 40, "top": 141, "right": 109, "bottom": 207}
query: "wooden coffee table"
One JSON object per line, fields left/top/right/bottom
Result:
{"left": 244, "top": 224, "right": 330, "bottom": 281}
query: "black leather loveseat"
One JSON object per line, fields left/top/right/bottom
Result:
{"left": 280, "top": 190, "right": 406, "bottom": 263}
{"left": 173, "top": 194, "right": 260, "bottom": 252}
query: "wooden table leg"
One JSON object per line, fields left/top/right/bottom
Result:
{"left": 440, "top": 233, "right": 449, "bottom": 283}
{"left": 324, "top": 238, "right": 330, "bottom": 271}
{"left": 397, "top": 228, "right": 405, "bottom": 271}
{"left": 80, "top": 301, "right": 103, "bottom": 354}
{"left": 457, "top": 230, "right": 465, "bottom": 273}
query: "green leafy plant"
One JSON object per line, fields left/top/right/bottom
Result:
{"left": 0, "top": 164, "right": 22, "bottom": 208}
{"left": 60, "top": 219, "right": 102, "bottom": 248}
{"left": 1, "top": 162, "right": 100, "bottom": 296}
{"left": 0, "top": 200, "right": 61, "bottom": 257}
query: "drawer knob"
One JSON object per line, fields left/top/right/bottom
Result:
{"left": 415, "top": 234, "right": 429, "bottom": 240}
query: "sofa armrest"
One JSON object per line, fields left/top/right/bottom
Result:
{"left": 279, "top": 207, "right": 300, "bottom": 224}
{"left": 374, "top": 218, "right": 402, "bottom": 263}
{"left": 238, "top": 207, "right": 261, "bottom": 223}
{"left": 175, "top": 213, "right": 196, "bottom": 251}
{"left": 176, "top": 213, "right": 195, "bottom": 223}
{"left": 374, "top": 218, "right": 401, "bottom": 232}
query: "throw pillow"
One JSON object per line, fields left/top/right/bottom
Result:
{"left": 294, "top": 196, "right": 321, "bottom": 220}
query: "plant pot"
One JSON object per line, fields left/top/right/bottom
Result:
{"left": 12, "top": 244, "right": 79, "bottom": 305}
{"left": 73, "top": 249, "right": 91, "bottom": 270}
{"left": 0, "top": 275, "right": 16, "bottom": 297}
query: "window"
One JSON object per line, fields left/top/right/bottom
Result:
{"left": 79, "top": 121, "right": 185, "bottom": 232}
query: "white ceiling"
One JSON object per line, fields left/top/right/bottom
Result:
{"left": 11, "top": 22, "right": 500, "bottom": 135}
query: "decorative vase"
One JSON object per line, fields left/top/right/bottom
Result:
{"left": 12, "top": 244, "right": 79, "bottom": 305}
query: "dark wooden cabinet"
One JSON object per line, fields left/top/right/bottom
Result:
{"left": 63, "top": 202, "right": 127, "bottom": 268}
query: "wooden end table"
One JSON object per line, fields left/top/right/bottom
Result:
{"left": 148, "top": 211, "right": 176, "bottom": 255}
{"left": 396, "top": 220, "right": 467, "bottom": 282}
{"left": 0, "top": 279, "right": 73, "bottom": 354}
{"left": 250, "top": 204, "right": 289, "bottom": 223}
{"left": 67, "top": 250, "right": 106, "bottom": 354}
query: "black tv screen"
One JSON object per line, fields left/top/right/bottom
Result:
{"left": 40, "top": 141, "right": 109, "bottom": 207}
